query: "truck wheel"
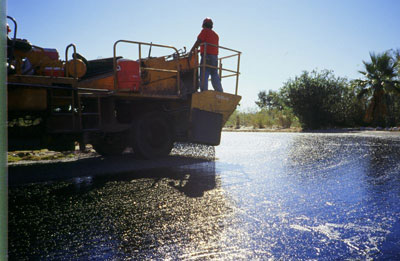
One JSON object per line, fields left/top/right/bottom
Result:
{"left": 92, "top": 132, "right": 127, "bottom": 156}
{"left": 133, "top": 112, "right": 173, "bottom": 159}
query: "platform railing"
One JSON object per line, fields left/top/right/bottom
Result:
{"left": 65, "top": 43, "right": 78, "bottom": 80}
{"left": 7, "top": 16, "right": 17, "bottom": 61}
{"left": 113, "top": 40, "right": 181, "bottom": 95}
{"left": 196, "top": 43, "right": 241, "bottom": 95}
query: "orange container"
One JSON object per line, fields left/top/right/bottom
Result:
{"left": 116, "top": 59, "right": 140, "bottom": 91}
{"left": 42, "top": 48, "right": 59, "bottom": 60}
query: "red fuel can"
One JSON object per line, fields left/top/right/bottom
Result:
{"left": 117, "top": 59, "right": 140, "bottom": 91}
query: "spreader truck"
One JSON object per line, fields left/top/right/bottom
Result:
{"left": 7, "top": 16, "right": 241, "bottom": 158}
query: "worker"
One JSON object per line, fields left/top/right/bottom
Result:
{"left": 189, "top": 17, "right": 223, "bottom": 92}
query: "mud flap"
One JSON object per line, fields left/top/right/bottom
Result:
{"left": 191, "top": 108, "right": 223, "bottom": 145}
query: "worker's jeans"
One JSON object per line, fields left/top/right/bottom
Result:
{"left": 200, "top": 54, "right": 223, "bottom": 92}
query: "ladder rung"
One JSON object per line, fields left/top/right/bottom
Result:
{"left": 82, "top": 128, "right": 101, "bottom": 131}
{"left": 48, "top": 130, "right": 78, "bottom": 134}
{"left": 51, "top": 96, "right": 73, "bottom": 99}
{"left": 50, "top": 113, "right": 75, "bottom": 116}
{"left": 82, "top": 113, "right": 100, "bottom": 116}
{"left": 79, "top": 93, "right": 99, "bottom": 97}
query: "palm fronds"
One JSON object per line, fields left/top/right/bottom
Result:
{"left": 354, "top": 51, "right": 399, "bottom": 126}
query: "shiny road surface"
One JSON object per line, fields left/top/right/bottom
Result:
{"left": 8, "top": 132, "right": 400, "bottom": 259}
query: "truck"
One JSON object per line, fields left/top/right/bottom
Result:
{"left": 6, "top": 16, "right": 242, "bottom": 159}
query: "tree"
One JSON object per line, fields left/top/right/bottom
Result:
{"left": 354, "top": 51, "right": 400, "bottom": 126}
{"left": 395, "top": 49, "right": 400, "bottom": 75}
{"left": 283, "top": 70, "right": 349, "bottom": 129}
{"left": 255, "top": 90, "right": 285, "bottom": 110}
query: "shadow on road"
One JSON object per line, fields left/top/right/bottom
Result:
{"left": 8, "top": 155, "right": 223, "bottom": 259}
{"left": 8, "top": 153, "right": 215, "bottom": 188}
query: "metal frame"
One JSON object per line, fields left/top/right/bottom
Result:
{"left": 196, "top": 43, "right": 241, "bottom": 95}
{"left": 6, "top": 16, "right": 17, "bottom": 59}
{"left": 65, "top": 44, "right": 78, "bottom": 80}
{"left": 113, "top": 40, "right": 181, "bottom": 94}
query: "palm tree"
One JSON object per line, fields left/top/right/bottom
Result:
{"left": 354, "top": 51, "right": 400, "bottom": 126}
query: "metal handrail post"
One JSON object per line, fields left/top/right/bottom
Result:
{"left": 7, "top": 16, "right": 17, "bottom": 60}
{"left": 65, "top": 43, "right": 77, "bottom": 80}
{"left": 193, "top": 49, "right": 198, "bottom": 91}
{"left": 202, "top": 43, "right": 207, "bottom": 91}
{"left": 175, "top": 50, "right": 181, "bottom": 95}
{"left": 113, "top": 44, "right": 118, "bottom": 91}
{"left": 176, "top": 64, "right": 181, "bottom": 95}
{"left": 138, "top": 43, "right": 142, "bottom": 93}
{"left": 219, "top": 58, "right": 222, "bottom": 79}
{"left": 235, "top": 53, "right": 241, "bottom": 95}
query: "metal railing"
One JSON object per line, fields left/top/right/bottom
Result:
{"left": 7, "top": 16, "right": 17, "bottom": 60}
{"left": 65, "top": 43, "right": 78, "bottom": 79}
{"left": 113, "top": 40, "right": 181, "bottom": 94}
{"left": 197, "top": 43, "right": 241, "bottom": 95}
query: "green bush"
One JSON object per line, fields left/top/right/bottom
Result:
{"left": 252, "top": 49, "right": 400, "bottom": 129}
{"left": 276, "top": 109, "right": 294, "bottom": 128}
{"left": 283, "top": 70, "right": 351, "bottom": 129}
{"left": 224, "top": 108, "right": 299, "bottom": 129}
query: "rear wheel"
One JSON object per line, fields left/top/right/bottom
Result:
{"left": 132, "top": 112, "right": 173, "bottom": 159}
{"left": 92, "top": 132, "right": 127, "bottom": 156}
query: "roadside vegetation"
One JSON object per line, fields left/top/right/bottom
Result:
{"left": 224, "top": 108, "right": 301, "bottom": 130}
{"left": 226, "top": 49, "right": 400, "bottom": 130}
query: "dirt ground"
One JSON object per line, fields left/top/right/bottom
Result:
{"left": 7, "top": 145, "right": 99, "bottom": 165}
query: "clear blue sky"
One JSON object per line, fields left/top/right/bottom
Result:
{"left": 7, "top": 0, "right": 400, "bottom": 110}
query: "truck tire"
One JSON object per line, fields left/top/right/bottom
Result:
{"left": 92, "top": 132, "right": 127, "bottom": 156}
{"left": 132, "top": 112, "right": 173, "bottom": 159}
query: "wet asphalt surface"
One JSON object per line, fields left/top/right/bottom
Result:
{"left": 8, "top": 132, "right": 400, "bottom": 260}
